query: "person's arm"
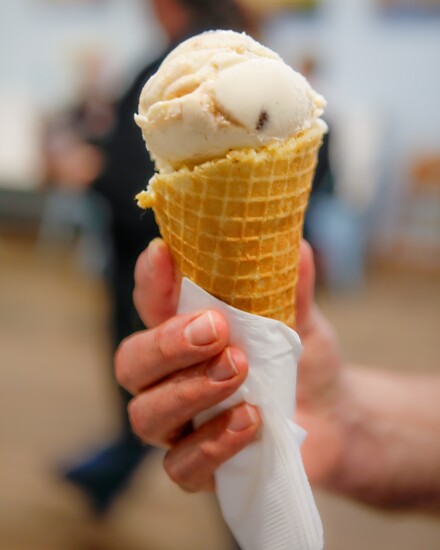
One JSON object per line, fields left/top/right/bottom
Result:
{"left": 283, "top": 255, "right": 440, "bottom": 513}
{"left": 327, "top": 367, "right": 440, "bottom": 512}
{"left": 116, "top": 238, "right": 440, "bottom": 511}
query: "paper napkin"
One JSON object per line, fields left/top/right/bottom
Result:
{"left": 178, "top": 278, "right": 323, "bottom": 550}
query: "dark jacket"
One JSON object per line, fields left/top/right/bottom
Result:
{"left": 92, "top": 56, "right": 165, "bottom": 264}
{"left": 92, "top": 53, "right": 168, "bottom": 345}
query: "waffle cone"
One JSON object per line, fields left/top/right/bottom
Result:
{"left": 137, "top": 122, "right": 325, "bottom": 327}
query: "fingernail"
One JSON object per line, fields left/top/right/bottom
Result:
{"left": 207, "top": 348, "right": 238, "bottom": 382}
{"left": 184, "top": 311, "right": 218, "bottom": 346}
{"left": 146, "top": 238, "right": 164, "bottom": 272}
{"left": 227, "top": 404, "right": 258, "bottom": 432}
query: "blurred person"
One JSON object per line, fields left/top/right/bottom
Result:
{"left": 115, "top": 238, "right": 440, "bottom": 513}
{"left": 40, "top": 49, "right": 114, "bottom": 273}
{"left": 64, "top": 0, "right": 259, "bottom": 515}
{"left": 42, "top": 48, "right": 113, "bottom": 191}
{"left": 298, "top": 53, "right": 385, "bottom": 291}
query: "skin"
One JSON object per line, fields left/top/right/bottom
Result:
{"left": 150, "top": 0, "right": 191, "bottom": 43}
{"left": 118, "top": 0, "right": 440, "bottom": 514}
{"left": 115, "top": 238, "right": 440, "bottom": 511}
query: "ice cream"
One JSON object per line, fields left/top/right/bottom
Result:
{"left": 135, "top": 30, "right": 325, "bottom": 172}
{"left": 135, "top": 30, "right": 326, "bottom": 327}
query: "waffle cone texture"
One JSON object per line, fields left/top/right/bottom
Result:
{"left": 137, "top": 122, "right": 325, "bottom": 327}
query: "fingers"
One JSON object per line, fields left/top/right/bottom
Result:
{"left": 128, "top": 347, "right": 249, "bottom": 448}
{"left": 133, "top": 238, "right": 180, "bottom": 327}
{"left": 116, "top": 306, "right": 259, "bottom": 492}
{"left": 125, "top": 237, "right": 273, "bottom": 494}
{"left": 296, "top": 239, "right": 316, "bottom": 336}
{"left": 115, "top": 309, "right": 230, "bottom": 395}
{"left": 163, "top": 403, "right": 261, "bottom": 493}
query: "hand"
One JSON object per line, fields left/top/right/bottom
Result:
{"left": 119, "top": 239, "right": 440, "bottom": 512}
{"left": 116, "top": 238, "right": 345, "bottom": 492}
{"left": 115, "top": 239, "right": 261, "bottom": 492}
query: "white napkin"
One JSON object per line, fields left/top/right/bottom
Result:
{"left": 178, "top": 279, "right": 323, "bottom": 550}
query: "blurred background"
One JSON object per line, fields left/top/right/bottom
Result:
{"left": 0, "top": 0, "right": 439, "bottom": 549}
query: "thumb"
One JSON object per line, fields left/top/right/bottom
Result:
{"left": 134, "top": 238, "right": 180, "bottom": 327}
{"left": 295, "top": 239, "right": 315, "bottom": 335}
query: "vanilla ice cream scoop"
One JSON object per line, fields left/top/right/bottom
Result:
{"left": 135, "top": 30, "right": 325, "bottom": 172}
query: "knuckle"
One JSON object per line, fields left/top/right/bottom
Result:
{"left": 171, "top": 374, "right": 199, "bottom": 411}
{"left": 114, "top": 340, "right": 131, "bottom": 390}
{"left": 127, "top": 399, "right": 142, "bottom": 437}
{"left": 128, "top": 399, "right": 152, "bottom": 442}
{"left": 163, "top": 452, "right": 186, "bottom": 486}
{"left": 163, "top": 454, "right": 200, "bottom": 494}
{"left": 153, "top": 323, "right": 175, "bottom": 364}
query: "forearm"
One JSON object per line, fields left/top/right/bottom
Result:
{"left": 330, "top": 367, "right": 440, "bottom": 512}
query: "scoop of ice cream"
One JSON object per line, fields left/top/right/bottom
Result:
{"left": 135, "top": 30, "right": 325, "bottom": 172}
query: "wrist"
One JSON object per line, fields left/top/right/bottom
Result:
{"left": 322, "top": 367, "right": 382, "bottom": 498}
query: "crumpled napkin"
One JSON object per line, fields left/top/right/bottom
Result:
{"left": 178, "top": 278, "right": 323, "bottom": 550}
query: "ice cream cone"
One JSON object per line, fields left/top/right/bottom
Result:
{"left": 137, "top": 121, "right": 325, "bottom": 327}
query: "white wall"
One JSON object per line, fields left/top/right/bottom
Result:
{"left": 266, "top": 0, "right": 440, "bottom": 245}
{"left": 268, "top": 0, "right": 440, "bottom": 153}
{"left": 0, "top": 0, "right": 164, "bottom": 110}
{"left": 0, "top": 0, "right": 165, "bottom": 187}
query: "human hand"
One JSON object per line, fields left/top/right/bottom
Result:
{"left": 120, "top": 239, "right": 440, "bottom": 512}
{"left": 116, "top": 238, "right": 346, "bottom": 492}
{"left": 115, "top": 239, "right": 261, "bottom": 492}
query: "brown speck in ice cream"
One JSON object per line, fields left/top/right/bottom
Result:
{"left": 256, "top": 110, "right": 269, "bottom": 130}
